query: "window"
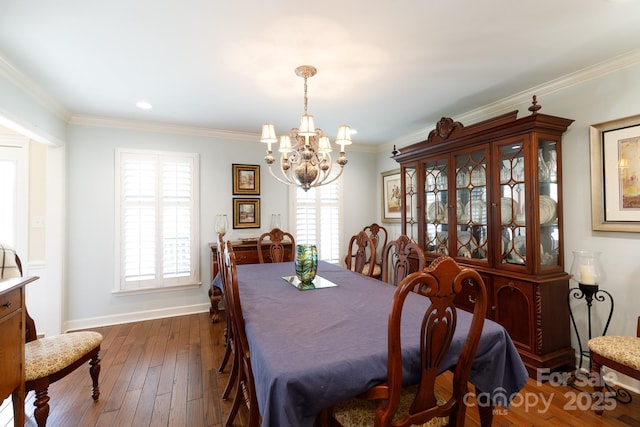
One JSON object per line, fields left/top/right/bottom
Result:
{"left": 115, "top": 149, "right": 199, "bottom": 292}
{"left": 290, "top": 180, "right": 342, "bottom": 264}
{"left": 0, "top": 136, "right": 28, "bottom": 252}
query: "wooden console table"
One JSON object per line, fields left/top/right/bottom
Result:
{"left": 207, "top": 240, "right": 293, "bottom": 322}
{"left": 0, "top": 275, "right": 39, "bottom": 426}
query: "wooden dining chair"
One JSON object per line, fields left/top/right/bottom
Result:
{"left": 380, "top": 234, "right": 426, "bottom": 287}
{"left": 588, "top": 315, "right": 640, "bottom": 415}
{"left": 331, "top": 256, "right": 488, "bottom": 427}
{"left": 363, "top": 223, "right": 388, "bottom": 278}
{"left": 224, "top": 241, "right": 261, "bottom": 427}
{"left": 345, "top": 231, "right": 377, "bottom": 278}
{"left": 257, "top": 228, "right": 295, "bottom": 263}
{"left": 11, "top": 252, "right": 103, "bottom": 427}
{"left": 216, "top": 236, "right": 238, "bottom": 402}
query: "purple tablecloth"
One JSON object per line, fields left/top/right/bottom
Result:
{"left": 226, "top": 261, "right": 527, "bottom": 427}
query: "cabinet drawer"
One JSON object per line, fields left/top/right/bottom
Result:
{"left": 0, "top": 287, "right": 22, "bottom": 320}
{"left": 234, "top": 249, "right": 260, "bottom": 264}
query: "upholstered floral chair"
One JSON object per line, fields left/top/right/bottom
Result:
{"left": 1, "top": 245, "right": 103, "bottom": 427}
{"left": 588, "top": 316, "right": 640, "bottom": 415}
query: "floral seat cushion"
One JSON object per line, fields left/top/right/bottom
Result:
{"left": 588, "top": 336, "right": 640, "bottom": 371}
{"left": 25, "top": 331, "right": 103, "bottom": 381}
{"left": 350, "top": 262, "right": 381, "bottom": 277}
{"left": 332, "top": 385, "right": 448, "bottom": 427}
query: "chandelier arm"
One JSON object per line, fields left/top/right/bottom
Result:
{"left": 309, "top": 154, "right": 333, "bottom": 186}
{"left": 267, "top": 164, "right": 301, "bottom": 187}
{"left": 315, "top": 165, "right": 346, "bottom": 187}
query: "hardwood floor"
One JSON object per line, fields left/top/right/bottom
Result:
{"left": 0, "top": 312, "right": 638, "bottom": 426}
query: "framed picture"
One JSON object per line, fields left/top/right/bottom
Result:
{"left": 590, "top": 114, "right": 640, "bottom": 232}
{"left": 233, "top": 198, "right": 261, "bottom": 229}
{"left": 381, "top": 169, "right": 402, "bottom": 223}
{"left": 232, "top": 164, "right": 260, "bottom": 195}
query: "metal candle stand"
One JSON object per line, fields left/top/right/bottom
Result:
{"left": 567, "top": 282, "right": 632, "bottom": 404}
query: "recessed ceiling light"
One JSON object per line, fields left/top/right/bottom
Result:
{"left": 136, "top": 101, "right": 152, "bottom": 110}
{"left": 350, "top": 128, "right": 358, "bottom": 135}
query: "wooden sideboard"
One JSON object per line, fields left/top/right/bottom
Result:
{"left": 207, "top": 240, "right": 293, "bottom": 322}
{"left": 0, "top": 275, "right": 39, "bottom": 426}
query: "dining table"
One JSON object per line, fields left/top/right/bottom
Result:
{"left": 216, "top": 260, "right": 528, "bottom": 427}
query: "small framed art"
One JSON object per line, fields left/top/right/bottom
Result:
{"left": 381, "top": 169, "right": 402, "bottom": 223}
{"left": 232, "top": 164, "right": 260, "bottom": 195}
{"left": 233, "top": 198, "right": 261, "bottom": 229}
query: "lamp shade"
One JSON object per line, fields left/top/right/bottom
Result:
{"left": 335, "top": 125, "right": 352, "bottom": 146}
{"left": 318, "top": 136, "right": 332, "bottom": 153}
{"left": 278, "top": 135, "right": 292, "bottom": 153}
{"left": 298, "top": 115, "right": 316, "bottom": 136}
{"left": 261, "top": 124, "right": 278, "bottom": 143}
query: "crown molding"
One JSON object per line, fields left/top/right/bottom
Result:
{"left": 69, "top": 115, "right": 258, "bottom": 141}
{"left": 381, "top": 48, "right": 640, "bottom": 154}
{"left": 0, "top": 54, "right": 70, "bottom": 121}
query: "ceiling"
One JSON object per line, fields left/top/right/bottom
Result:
{"left": 1, "top": 0, "right": 640, "bottom": 147}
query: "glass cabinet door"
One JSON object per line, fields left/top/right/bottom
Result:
{"left": 402, "top": 165, "right": 419, "bottom": 243}
{"left": 538, "top": 138, "right": 560, "bottom": 268}
{"left": 454, "top": 148, "right": 488, "bottom": 262}
{"left": 424, "top": 158, "right": 448, "bottom": 255}
{"left": 497, "top": 139, "right": 527, "bottom": 266}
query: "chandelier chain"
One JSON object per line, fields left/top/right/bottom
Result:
{"left": 303, "top": 75, "right": 308, "bottom": 116}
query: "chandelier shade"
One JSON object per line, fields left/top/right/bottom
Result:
{"left": 260, "top": 65, "right": 351, "bottom": 191}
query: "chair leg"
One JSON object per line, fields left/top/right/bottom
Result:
{"left": 222, "top": 353, "right": 238, "bottom": 400}
{"left": 33, "top": 385, "right": 51, "bottom": 427}
{"left": 218, "top": 328, "right": 232, "bottom": 373}
{"left": 226, "top": 371, "right": 244, "bottom": 426}
{"left": 89, "top": 352, "right": 101, "bottom": 400}
{"left": 591, "top": 358, "right": 604, "bottom": 415}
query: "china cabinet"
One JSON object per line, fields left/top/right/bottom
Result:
{"left": 392, "top": 99, "right": 575, "bottom": 377}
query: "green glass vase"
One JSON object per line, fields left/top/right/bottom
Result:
{"left": 295, "top": 244, "right": 318, "bottom": 287}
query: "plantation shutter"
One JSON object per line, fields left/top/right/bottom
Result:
{"left": 292, "top": 179, "right": 341, "bottom": 264}
{"left": 117, "top": 149, "right": 199, "bottom": 291}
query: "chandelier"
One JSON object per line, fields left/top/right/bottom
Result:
{"left": 260, "top": 65, "right": 352, "bottom": 191}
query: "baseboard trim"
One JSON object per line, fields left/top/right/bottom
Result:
{"left": 64, "top": 302, "right": 211, "bottom": 332}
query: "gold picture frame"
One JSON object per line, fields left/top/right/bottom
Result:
{"left": 232, "top": 164, "right": 260, "bottom": 195}
{"left": 381, "top": 169, "right": 402, "bottom": 223}
{"left": 233, "top": 198, "right": 261, "bottom": 229}
{"left": 590, "top": 114, "right": 640, "bottom": 232}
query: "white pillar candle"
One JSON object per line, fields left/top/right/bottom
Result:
{"left": 579, "top": 265, "right": 595, "bottom": 285}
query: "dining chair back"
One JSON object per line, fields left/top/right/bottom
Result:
{"left": 8, "top": 251, "right": 103, "bottom": 427}
{"left": 345, "top": 231, "right": 377, "bottom": 278}
{"left": 257, "top": 228, "right": 295, "bottom": 263}
{"left": 332, "top": 256, "right": 488, "bottom": 427}
{"left": 216, "top": 236, "right": 238, "bottom": 401}
{"left": 363, "top": 223, "right": 388, "bottom": 267}
{"left": 588, "top": 315, "right": 640, "bottom": 415}
{"left": 380, "top": 235, "right": 426, "bottom": 287}
{"left": 224, "top": 241, "right": 260, "bottom": 427}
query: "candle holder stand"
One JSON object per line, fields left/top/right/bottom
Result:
{"left": 567, "top": 283, "right": 631, "bottom": 404}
